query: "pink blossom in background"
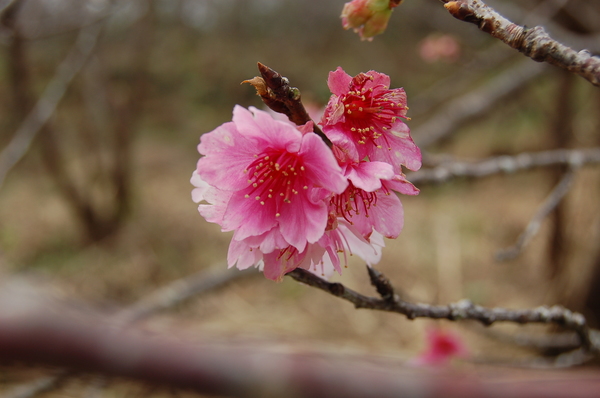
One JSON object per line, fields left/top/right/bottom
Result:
{"left": 411, "top": 328, "right": 469, "bottom": 366}
{"left": 419, "top": 34, "right": 461, "bottom": 64}
{"left": 321, "top": 67, "right": 422, "bottom": 172}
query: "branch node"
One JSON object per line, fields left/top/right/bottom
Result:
{"left": 367, "top": 266, "right": 395, "bottom": 302}
{"left": 329, "top": 282, "right": 346, "bottom": 297}
{"left": 449, "top": 299, "right": 473, "bottom": 320}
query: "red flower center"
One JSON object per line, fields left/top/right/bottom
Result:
{"left": 243, "top": 150, "right": 308, "bottom": 216}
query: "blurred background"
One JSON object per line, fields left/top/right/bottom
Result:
{"left": 0, "top": 0, "right": 600, "bottom": 395}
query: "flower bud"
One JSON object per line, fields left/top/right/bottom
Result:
{"left": 341, "top": 0, "right": 397, "bottom": 41}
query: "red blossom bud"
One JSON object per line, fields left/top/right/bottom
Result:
{"left": 341, "top": 0, "right": 396, "bottom": 41}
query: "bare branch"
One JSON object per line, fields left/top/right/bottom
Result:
{"left": 496, "top": 166, "right": 575, "bottom": 262}
{"left": 413, "top": 59, "right": 546, "bottom": 148}
{"left": 407, "top": 147, "right": 600, "bottom": 185}
{"left": 287, "top": 267, "right": 598, "bottom": 355}
{"left": 440, "top": 0, "right": 600, "bottom": 86}
{"left": 0, "top": 22, "right": 103, "bottom": 189}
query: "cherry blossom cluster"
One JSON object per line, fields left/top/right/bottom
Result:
{"left": 191, "top": 67, "right": 421, "bottom": 281}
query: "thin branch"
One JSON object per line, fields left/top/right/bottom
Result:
{"left": 0, "top": 21, "right": 103, "bottom": 189}
{"left": 407, "top": 147, "right": 600, "bottom": 185}
{"left": 413, "top": 59, "right": 546, "bottom": 148}
{"left": 496, "top": 170, "right": 575, "bottom": 261}
{"left": 287, "top": 267, "right": 598, "bottom": 355}
{"left": 440, "top": 0, "right": 600, "bottom": 86}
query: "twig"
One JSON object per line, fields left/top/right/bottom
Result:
{"left": 0, "top": 21, "right": 103, "bottom": 189}
{"left": 287, "top": 267, "right": 598, "bottom": 355}
{"left": 407, "top": 147, "right": 600, "bottom": 185}
{"left": 440, "top": 0, "right": 600, "bottom": 86}
{"left": 413, "top": 59, "right": 546, "bottom": 148}
{"left": 496, "top": 170, "right": 575, "bottom": 261}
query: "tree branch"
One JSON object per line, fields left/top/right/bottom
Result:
{"left": 440, "top": 0, "right": 600, "bottom": 86}
{"left": 287, "top": 267, "right": 598, "bottom": 355}
{"left": 407, "top": 147, "right": 600, "bottom": 185}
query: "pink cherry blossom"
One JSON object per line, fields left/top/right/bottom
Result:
{"left": 411, "top": 328, "right": 469, "bottom": 367}
{"left": 321, "top": 67, "right": 422, "bottom": 172}
{"left": 195, "top": 106, "right": 348, "bottom": 253}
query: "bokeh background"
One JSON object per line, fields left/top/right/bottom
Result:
{"left": 1, "top": 0, "right": 600, "bottom": 395}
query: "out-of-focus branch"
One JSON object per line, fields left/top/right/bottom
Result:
{"left": 4, "top": 265, "right": 257, "bottom": 398}
{"left": 0, "top": 0, "right": 16, "bottom": 16}
{"left": 440, "top": 0, "right": 600, "bottom": 86}
{"left": 407, "top": 147, "right": 600, "bottom": 185}
{"left": 413, "top": 59, "right": 546, "bottom": 148}
{"left": 115, "top": 265, "right": 257, "bottom": 325}
{"left": 288, "top": 267, "right": 598, "bottom": 355}
{"left": 496, "top": 170, "right": 575, "bottom": 261}
{"left": 2, "top": 276, "right": 600, "bottom": 398}
{"left": 0, "top": 21, "right": 103, "bottom": 189}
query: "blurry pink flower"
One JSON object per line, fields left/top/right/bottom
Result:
{"left": 195, "top": 106, "right": 348, "bottom": 254}
{"left": 341, "top": 0, "right": 396, "bottom": 41}
{"left": 321, "top": 67, "right": 421, "bottom": 172}
{"left": 412, "top": 328, "right": 469, "bottom": 366}
{"left": 419, "top": 34, "right": 461, "bottom": 63}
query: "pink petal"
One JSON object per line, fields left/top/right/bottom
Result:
{"left": 196, "top": 121, "right": 258, "bottom": 191}
{"left": 299, "top": 133, "right": 348, "bottom": 194}
{"left": 346, "top": 161, "right": 394, "bottom": 192}
{"left": 327, "top": 67, "right": 353, "bottom": 96}
{"left": 278, "top": 196, "right": 328, "bottom": 252}
{"left": 351, "top": 191, "right": 403, "bottom": 238}
{"left": 227, "top": 238, "right": 263, "bottom": 270}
